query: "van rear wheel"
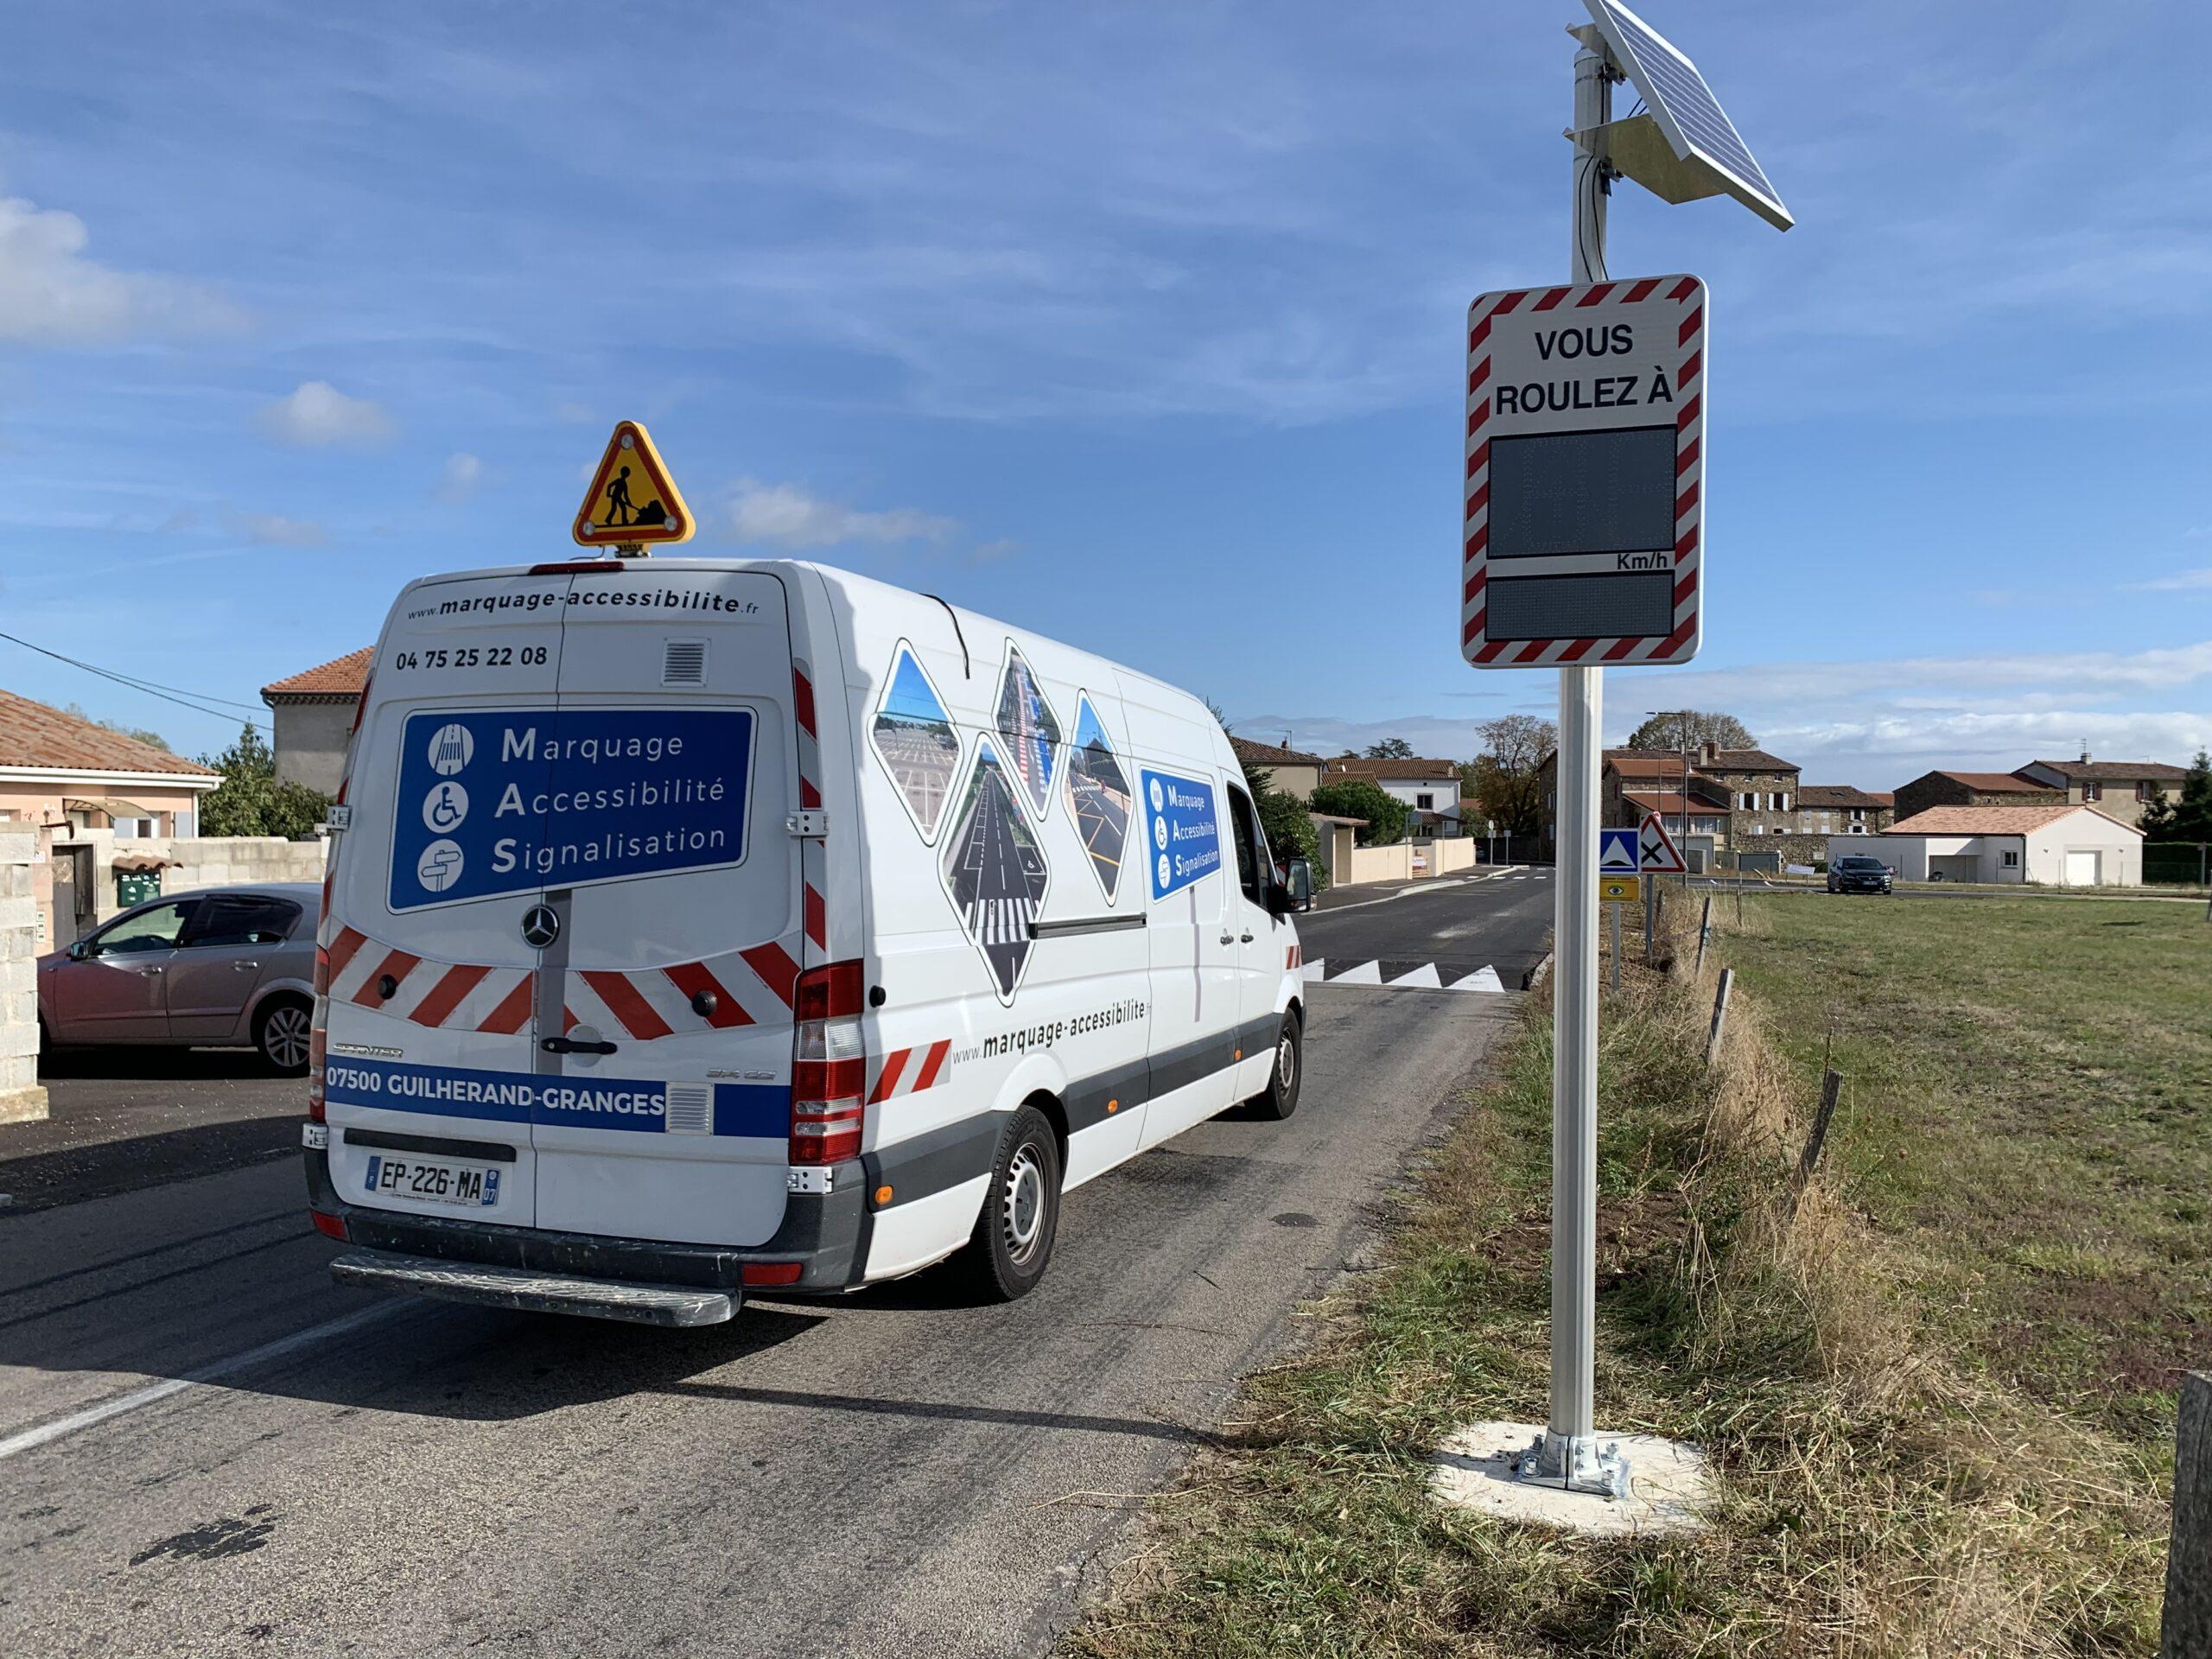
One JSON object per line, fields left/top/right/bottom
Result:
{"left": 1248, "top": 1013, "right": 1302, "bottom": 1121}
{"left": 959, "top": 1104, "right": 1062, "bottom": 1302}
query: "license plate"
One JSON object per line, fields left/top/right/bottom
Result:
{"left": 363, "top": 1153, "right": 502, "bottom": 1209}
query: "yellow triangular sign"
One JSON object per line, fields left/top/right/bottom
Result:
{"left": 573, "top": 421, "right": 693, "bottom": 546}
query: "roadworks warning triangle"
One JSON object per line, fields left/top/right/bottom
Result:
{"left": 574, "top": 421, "right": 694, "bottom": 546}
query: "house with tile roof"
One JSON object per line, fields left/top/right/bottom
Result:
{"left": 1852, "top": 802, "right": 2142, "bottom": 887}
{"left": 0, "top": 688, "right": 222, "bottom": 944}
{"left": 1891, "top": 768, "right": 2062, "bottom": 824}
{"left": 262, "top": 647, "right": 372, "bottom": 795}
{"left": 1319, "top": 755, "right": 1466, "bottom": 836}
{"left": 1796, "top": 784, "right": 1894, "bottom": 836}
{"left": 2012, "top": 753, "right": 2190, "bottom": 829}
{"left": 1226, "top": 735, "right": 1325, "bottom": 802}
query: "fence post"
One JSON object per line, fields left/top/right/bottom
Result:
{"left": 1694, "top": 893, "right": 1713, "bottom": 978}
{"left": 1789, "top": 1069, "right": 1844, "bottom": 1212}
{"left": 1704, "top": 968, "right": 1733, "bottom": 1066}
{"left": 2164, "top": 1372, "right": 2212, "bottom": 1658}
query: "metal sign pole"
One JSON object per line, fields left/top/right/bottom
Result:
{"left": 1537, "top": 32, "right": 1612, "bottom": 1492}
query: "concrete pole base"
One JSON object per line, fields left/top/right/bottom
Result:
{"left": 0, "top": 1084, "right": 50, "bottom": 1126}
{"left": 1429, "top": 1420, "right": 1712, "bottom": 1537}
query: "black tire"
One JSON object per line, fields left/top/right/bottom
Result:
{"left": 255, "top": 996, "right": 313, "bottom": 1076}
{"left": 958, "top": 1104, "right": 1063, "bottom": 1302}
{"left": 1248, "top": 1012, "right": 1303, "bottom": 1122}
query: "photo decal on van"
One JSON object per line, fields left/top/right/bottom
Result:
{"left": 994, "top": 644, "right": 1061, "bottom": 821}
{"left": 388, "top": 708, "right": 753, "bottom": 912}
{"left": 942, "top": 735, "right": 1050, "bottom": 1002}
{"left": 1141, "top": 767, "right": 1222, "bottom": 901}
{"left": 1065, "top": 692, "right": 1131, "bottom": 903}
{"left": 870, "top": 642, "right": 961, "bottom": 842}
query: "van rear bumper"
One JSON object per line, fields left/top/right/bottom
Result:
{"left": 303, "top": 1148, "right": 869, "bottom": 1296}
{"left": 330, "top": 1250, "right": 739, "bottom": 1326}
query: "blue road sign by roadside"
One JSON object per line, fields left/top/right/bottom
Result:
{"left": 1598, "top": 828, "right": 1639, "bottom": 872}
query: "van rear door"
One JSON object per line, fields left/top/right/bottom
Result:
{"left": 322, "top": 569, "right": 569, "bottom": 1230}
{"left": 530, "top": 564, "right": 802, "bottom": 1249}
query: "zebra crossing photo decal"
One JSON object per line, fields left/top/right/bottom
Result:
{"left": 870, "top": 640, "right": 961, "bottom": 842}
{"left": 942, "top": 735, "right": 1050, "bottom": 1002}
{"left": 1065, "top": 691, "right": 1131, "bottom": 902}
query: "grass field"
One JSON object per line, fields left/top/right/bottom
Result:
{"left": 1065, "top": 890, "right": 2198, "bottom": 1656}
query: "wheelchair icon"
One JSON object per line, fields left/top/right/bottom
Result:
{"left": 423, "top": 780, "right": 470, "bottom": 835}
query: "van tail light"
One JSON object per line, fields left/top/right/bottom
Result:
{"left": 791, "top": 959, "right": 867, "bottom": 1166}
{"left": 308, "top": 963, "right": 330, "bottom": 1122}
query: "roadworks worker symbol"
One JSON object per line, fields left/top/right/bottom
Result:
{"left": 574, "top": 421, "right": 694, "bottom": 546}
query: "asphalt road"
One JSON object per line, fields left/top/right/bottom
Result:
{"left": 1300, "top": 865, "right": 1555, "bottom": 988}
{"left": 0, "top": 961, "right": 1527, "bottom": 1657}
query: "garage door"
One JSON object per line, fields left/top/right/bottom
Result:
{"left": 2064, "top": 850, "right": 2100, "bottom": 887}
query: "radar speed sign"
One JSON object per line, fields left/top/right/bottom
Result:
{"left": 1462, "top": 275, "right": 1705, "bottom": 668}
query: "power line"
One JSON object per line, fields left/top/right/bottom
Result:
{"left": 0, "top": 631, "right": 264, "bottom": 722}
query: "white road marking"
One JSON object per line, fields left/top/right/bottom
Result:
{"left": 1388, "top": 963, "right": 1442, "bottom": 988}
{"left": 1449, "top": 966, "right": 1505, "bottom": 992}
{"left": 1300, "top": 958, "right": 1328, "bottom": 983}
{"left": 0, "top": 1301, "right": 404, "bottom": 1465}
{"left": 1330, "top": 961, "right": 1382, "bottom": 985}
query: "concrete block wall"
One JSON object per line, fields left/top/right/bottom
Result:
{"left": 101, "top": 836, "right": 329, "bottom": 922}
{"left": 0, "top": 828, "right": 48, "bottom": 1124}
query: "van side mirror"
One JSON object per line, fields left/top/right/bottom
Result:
{"left": 1265, "top": 880, "right": 1295, "bottom": 918}
{"left": 1287, "top": 859, "right": 1313, "bottom": 911}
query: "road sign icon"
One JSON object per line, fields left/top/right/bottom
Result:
{"left": 1461, "top": 274, "right": 1706, "bottom": 669}
{"left": 416, "top": 839, "right": 465, "bottom": 893}
{"left": 574, "top": 421, "right": 694, "bottom": 546}
{"left": 422, "top": 780, "right": 469, "bottom": 834}
{"left": 1597, "top": 828, "right": 1638, "bottom": 872}
{"left": 1636, "top": 811, "right": 1687, "bottom": 874}
{"left": 1599, "top": 873, "right": 1641, "bottom": 904}
{"left": 428, "top": 722, "right": 474, "bottom": 775}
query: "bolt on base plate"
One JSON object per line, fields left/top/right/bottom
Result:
{"left": 1429, "top": 1421, "right": 1712, "bottom": 1537}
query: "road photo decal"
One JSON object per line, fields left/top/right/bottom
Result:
{"left": 1065, "top": 692, "right": 1131, "bottom": 903}
{"left": 1141, "top": 766, "right": 1221, "bottom": 901}
{"left": 994, "top": 643, "right": 1061, "bottom": 822}
{"left": 870, "top": 641, "right": 961, "bottom": 842}
{"left": 942, "top": 735, "right": 1050, "bottom": 1003}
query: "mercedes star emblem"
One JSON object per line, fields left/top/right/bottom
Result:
{"left": 521, "top": 905, "right": 560, "bottom": 949}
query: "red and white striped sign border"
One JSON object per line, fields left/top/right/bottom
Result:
{"left": 1463, "top": 276, "right": 1704, "bottom": 669}
{"left": 868, "top": 1039, "right": 951, "bottom": 1105}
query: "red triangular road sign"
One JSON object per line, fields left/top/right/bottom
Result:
{"left": 574, "top": 421, "right": 694, "bottom": 546}
{"left": 1637, "top": 811, "right": 1688, "bottom": 874}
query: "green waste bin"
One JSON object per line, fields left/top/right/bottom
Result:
{"left": 116, "top": 868, "right": 162, "bottom": 908}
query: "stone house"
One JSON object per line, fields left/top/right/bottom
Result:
{"left": 1226, "top": 736, "right": 1326, "bottom": 802}
{"left": 1796, "top": 784, "right": 1894, "bottom": 837}
{"left": 2012, "top": 753, "right": 2190, "bottom": 829}
{"left": 1891, "top": 768, "right": 2062, "bottom": 824}
{"left": 262, "top": 646, "right": 372, "bottom": 796}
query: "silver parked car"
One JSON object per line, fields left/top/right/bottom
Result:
{"left": 36, "top": 883, "right": 320, "bottom": 1074}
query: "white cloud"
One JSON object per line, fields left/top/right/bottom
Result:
{"left": 2127, "top": 567, "right": 2212, "bottom": 593}
{"left": 226, "top": 510, "right": 326, "bottom": 547}
{"left": 964, "top": 538, "right": 1020, "bottom": 567}
{"left": 435, "top": 452, "right": 483, "bottom": 503}
{"left": 727, "top": 479, "right": 955, "bottom": 550}
{"left": 0, "top": 195, "right": 242, "bottom": 345}
{"left": 257, "top": 380, "right": 396, "bottom": 448}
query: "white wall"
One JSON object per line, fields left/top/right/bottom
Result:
{"left": 2024, "top": 810, "right": 2141, "bottom": 886}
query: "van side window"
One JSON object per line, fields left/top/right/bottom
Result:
{"left": 1225, "top": 785, "right": 1264, "bottom": 904}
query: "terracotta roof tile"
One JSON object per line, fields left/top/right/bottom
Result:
{"left": 1321, "top": 756, "right": 1461, "bottom": 779}
{"left": 1798, "top": 785, "right": 1888, "bottom": 809}
{"left": 1886, "top": 804, "right": 2125, "bottom": 836}
{"left": 263, "top": 647, "right": 372, "bottom": 699}
{"left": 1933, "top": 771, "right": 2054, "bottom": 793}
{"left": 2024, "top": 759, "right": 2190, "bottom": 783}
{"left": 0, "top": 688, "right": 216, "bottom": 775}
{"left": 1229, "top": 735, "right": 1325, "bottom": 766}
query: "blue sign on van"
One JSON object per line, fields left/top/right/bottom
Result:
{"left": 388, "top": 708, "right": 753, "bottom": 911}
{"left": 1141, "top": 767, "right": 1222, "bottom": 900}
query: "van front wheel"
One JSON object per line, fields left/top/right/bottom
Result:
{"left": 960, "top": 1104, "right": 1063, "bottom": 1302}
{"left": 1249, "top": 1014, "right": 1302, "bottom": 1121}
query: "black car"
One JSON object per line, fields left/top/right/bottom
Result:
{"left": 1827, "top": 855, "right": 1893, "bottom": 894}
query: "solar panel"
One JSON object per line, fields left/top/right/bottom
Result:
{"left": 1581, "top": 0, "right": 1791, "bottom": 230}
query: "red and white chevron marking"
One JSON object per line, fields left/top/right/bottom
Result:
{"left": 868, "top": 1039, "right": 951, "bottom": 1104}
{"left": 1286, "top": 943, "right": 1302, "bottom": 970}
{"left": 1462, "top": 276, "right": 1703, "bottom": 668}
{"left": 323, "top": 924, "right": 801, "bottom": 1042}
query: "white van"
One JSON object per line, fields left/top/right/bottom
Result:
{"left": 307, "top": 557, "right": 1309, "bottom": 1324}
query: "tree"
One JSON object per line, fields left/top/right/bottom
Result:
{"left": 2149, "top": 749, "right": 2212, "bottom": 843}
{"left": 1624, "top": 709, "right": 1755, "bottom": 753}
{"left": 1309, "top": 777, "right": 1407, "bottom": 847}
{"left": 63, "top": 702, "right": 175, "bottom": 756}
{"left": 1363, "top": 737, "right": 1415, "bottom": 759}
{"left": 1236, "top": 753, "right": 1329, "bottom": 893}
{"left": 1467, "top": 714, "right": 1556, "bottom": 838}
{"left": 197, "top": 722, "right": 332, "bottom": 840}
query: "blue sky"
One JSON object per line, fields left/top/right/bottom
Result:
{"left": 2, "top": 0, "right": 2207, "bottom": 789}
